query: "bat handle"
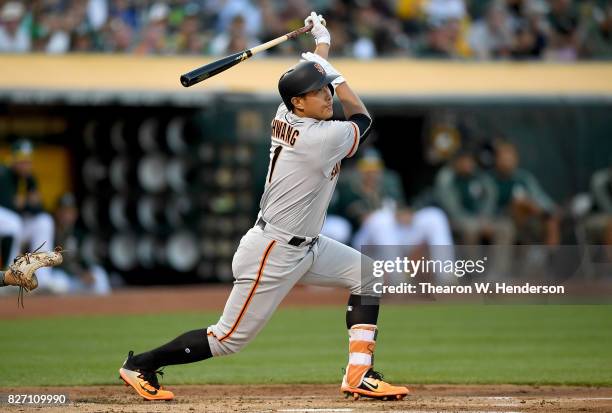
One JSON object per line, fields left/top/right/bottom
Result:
{"left": 249, "top": 23, "right": 314, "bottom": 57}
{"left": 287, "top": 23, "right": 314, "bottom": 39}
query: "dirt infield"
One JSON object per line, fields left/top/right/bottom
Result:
{"left": 0, "top": 285, "right": 348, "bottom": 319}
{"left": 2, "top": 281, "right": 611, "bottom": 319}
{"left": 1, "top": 384, "right": 612, "bottom": 412}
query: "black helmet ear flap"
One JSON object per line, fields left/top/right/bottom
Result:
{"left": 327, "top": 81, "right": 335, "bottom": 97}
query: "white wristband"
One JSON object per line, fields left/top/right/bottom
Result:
{"left": 331, "top": 75, "right": 346, "bottom": 88}
{"left": 315, "top": 35, "right": 331, "bottom": 45}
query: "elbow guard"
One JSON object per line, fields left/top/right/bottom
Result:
{"left": 349, "top": 113, "right": 372, "bottom": 144}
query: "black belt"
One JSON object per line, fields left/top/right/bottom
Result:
{"left": 256, "top": 218, "right": 317, "bottom": 247}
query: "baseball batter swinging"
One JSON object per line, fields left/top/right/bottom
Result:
{"left": 119, "top": 12, "right": 409, "bottom": 401}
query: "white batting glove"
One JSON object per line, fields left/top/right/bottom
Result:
{"left": 304, "top": 11, "right": 330, "bottom": 45}
{"left": 301, "top": 52, "right": 346, "bottom": 88}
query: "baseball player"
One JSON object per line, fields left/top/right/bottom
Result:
{"left": 119, "top": 12, "right": 409, "bottom": 401}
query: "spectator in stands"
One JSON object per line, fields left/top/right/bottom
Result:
{"left": 171, "top": 2, "right": 207, "bottom": 55}
{"left": 256, "top": 0, "right": 315, "bottom": 56}
{"left": 491, "top": 141, "right": 560, "bottom": 245}
{"left": 209, "top": 14, "right": 258, "bottom": 56}
{"left": 469, "top": 1, "right": 514, "bottom": 59}
{"left": 134, "top": 2, "right": 169, "bottom": 55}
{"left": 109, "top": 0, "right": 140, "bottom": 32}
{"left": 0, "top": 140, "right": 55, "bottom": 279}
{"left": 585, "top": 166, "right": 612, "bottom": 248}
{"left": 71, "top": 25, "right": 96, "bottom": 53}
{"left": 43, "top": 4, "right": 86, "bottom": 54}
{"left": 421, "top": 0, "right": 472, "bottom": 58}
{"left": 581, "top": 3, "right": 612, "bottom": 59}
{"left": 502, "top": 0, "right": 548, "bottom": 27}
{"left": 353, "top": 3, "right": 412, "bottom": 58}
{"left": 545, "top": 0, "right": 579, "bottom": 61}
{"left": 503, "top": 0, "right": 548, "bottom": 59}
{"left": 352, "top": 6, "right": 380, "bottom": 59}
{"left": 378, "top": 16, "right": 413, "bottom": 57}
{"left": 87, "top": 0, "right": 109, "bottom": 32}
{"left": 325, "top": 17, "right": 352, "bottom": 57}
{"left": 424, "top": 0, "right": 467, "bottom": 24}
{"left": 510, "top": 19, "right": 547, "bottom": 59}
{"left": 414, "top": 19, "right": 459, "bottom": 58}
{"left": 275, "top": 0, "right": 310, "bottom": 35}
{"left": 0, "top": 1, "right": 30, "bottom": 53}
{"left": 102, "top": 16, "right": 134, "bottom": 53}
{"left": 258, "top": 0, "right": 286, "bottom": 40}
{"left": 41, "top": 193, "right": 111, "bottom": 295}
{"left": 209, "top": 0, "right": 262, "bottom": 39}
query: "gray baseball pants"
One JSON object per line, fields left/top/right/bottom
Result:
{"left": 206, "top": 224, "right": 377, "bottom": 356}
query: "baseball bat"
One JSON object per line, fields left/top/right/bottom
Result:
{"left": 180, "top": 23, "right": 314, "bottom": 88}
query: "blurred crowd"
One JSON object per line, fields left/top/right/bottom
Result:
{"left": 0, "top": 0, "right": 611, "bottom": 60}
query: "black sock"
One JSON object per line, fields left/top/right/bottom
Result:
{"left": 129, "top": 329, "right": 213, "bottom": 371}
{"left": 346, "top": 294, "right": 380, "bottom": 329}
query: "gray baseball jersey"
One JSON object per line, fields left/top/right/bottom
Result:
{"left": 206, "top": 102, "right": 375, "bottom": 358}
{"left": 259, "top": 103, "right": 359, "bottom": 238}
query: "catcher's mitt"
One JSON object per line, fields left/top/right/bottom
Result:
{"left": 5, "top": 245, "right": 64, "bottom": 307}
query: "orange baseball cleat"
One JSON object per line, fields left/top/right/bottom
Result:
{"left": 119, "top": 351, "right": 174, "bottom": 401}
{"left": 341, "top": 368, "right": 409, "bottom": 401}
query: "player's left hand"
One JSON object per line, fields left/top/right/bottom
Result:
{"left": 301, "top": 52, "right": 346, "bottom": 88}
{"left": 305, "top": 11, "right": 330, "bottom": 45}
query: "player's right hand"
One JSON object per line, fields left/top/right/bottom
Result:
{"left": 305, "top": 11, "right": 330, "bottom": 45}
{"left": 301, "top": 52, "right": 346, "bottom": 88}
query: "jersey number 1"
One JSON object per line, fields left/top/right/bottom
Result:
{"left": 268, "top": 146, "right": 283, "bottom": 183}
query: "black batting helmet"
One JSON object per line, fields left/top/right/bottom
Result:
{"left": 278, "top": 61, "right": 338, "bottom": 110}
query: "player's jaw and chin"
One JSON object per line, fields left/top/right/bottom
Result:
{"left": 291, "top": 87, "right": 334, "bottom": 121}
